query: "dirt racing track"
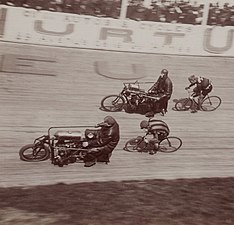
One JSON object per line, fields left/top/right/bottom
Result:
{"left": 0, "top": 42, "right": 234, "bottom": 187}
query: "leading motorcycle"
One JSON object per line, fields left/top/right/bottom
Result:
{"left": 19, "top": 126, "right": 104, "bottom": 167}
{"left": 100, "top": 81, "right": 162, "bottom": 114}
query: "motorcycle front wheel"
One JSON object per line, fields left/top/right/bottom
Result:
{"left": 19, "top": 144, "right": 50, "bottom": 162}
{"left": 100, "top": 95, "right": 125, "bottom": 112}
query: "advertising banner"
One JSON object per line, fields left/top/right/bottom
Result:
{"left": 0, "top": 6, "right": 233, "bottom": 57}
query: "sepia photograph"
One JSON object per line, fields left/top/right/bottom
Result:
{"left": 0, "top": 0, "right": 234, "bottom": 224}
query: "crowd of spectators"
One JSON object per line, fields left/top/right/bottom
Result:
{"left": 208, "top": 2, "right": 234, "bottom": 26}
{"left": 0, "top": 0, "right": 122, "bottom": 18}
{"left": 0, "top": 0, "right": 233, "bottom": 26}
{"left": 127, "top": 0, "right": 204, "bottom": 24}
{"left": 127, "top": 0, "right": 234, "bottom": 26}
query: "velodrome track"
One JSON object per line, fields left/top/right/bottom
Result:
{"left": 0, "top": 42, "right": 234, "bottom": 187}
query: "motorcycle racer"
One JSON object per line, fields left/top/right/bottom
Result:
{"left": 82, "top": 116, "right": 120, "bottom": 167}
{"left": 147, "top": 69, "right": 173, "bottom": 117}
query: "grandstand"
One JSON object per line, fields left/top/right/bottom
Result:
{"left": 0, "top": 0, "right": 233, "bottom": 26}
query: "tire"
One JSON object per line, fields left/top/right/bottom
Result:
{"left": 19, "top": 144, "right": 50, "bottom": 162}
{"left": 101, "top": 95, "right": 125, "bottom": 112}
{"left": 159, "top": 137, "right": 182, "bottom": 153}
{"left": 123, "top": 137, "right": 147, "bottom": 152}
{"left": 201, "top": 96, "right": 221, "bottom": 111}
{"left": 175, "top": 98, "right": 193, "bottom": 111}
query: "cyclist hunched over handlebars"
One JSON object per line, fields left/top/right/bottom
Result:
{"left": 140, "top": 118, "right": 170, "bottom": 155}
{"left": 185, "top": 75, "right": 213, "bottom": 113}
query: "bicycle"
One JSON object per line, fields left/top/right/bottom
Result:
{"left": 174, "top": 90, "right": 221, "bottom": 112}
{"left": 123, "top": 117, "right": 182, "bottom": 154}
{"left": 123, "top": 134, "right": 182, "bottom": 154}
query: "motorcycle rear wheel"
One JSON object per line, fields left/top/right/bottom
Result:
{"left": 19, "top": 144, "right": 50, "bottom": 162}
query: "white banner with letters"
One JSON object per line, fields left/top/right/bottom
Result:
{"left": 0, "top": 6, "right": 233, "bottom": 57}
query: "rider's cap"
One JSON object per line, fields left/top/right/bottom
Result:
{"left": 98, "top": 116, "right": 116, "bottom": 127}
{"left": 140, "top": 120, "right": 149, "bottom": 129}
{"left": 161, "top": 69, "right": 168, "bottom": 76}
{"left": 188, "top": 75, "right": 197, "bottom": 82}
{"left": 104, "top": 116, "right": 116, "bottom": 126}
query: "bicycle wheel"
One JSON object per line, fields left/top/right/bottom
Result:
{"left": 19, "top": 144, "right": 50, "bottom": 162}
{"left": 201, "top": 96, "right": 221, "bottom": 111}
{"left": 159, "top": 137, "right": 182, "bottom": 153}
{"left": 101, "top": 95, "right": 125, "bottom": 112}
{"left": 123, "top": 137, "right": 147, "bottom": 152}
{"left": 175, "top": 98, "right": 193, "bottom": 111}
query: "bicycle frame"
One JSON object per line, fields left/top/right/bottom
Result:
{"left": 188, "top": 90, "right": 213, "bottom": 109}
{"left": 175, "top": 88, "right": 221, "bottom": 112}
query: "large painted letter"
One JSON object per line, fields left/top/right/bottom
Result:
{"left": 34, "top": 20, "right": 74, "bottom": 36}
{"left": 94, "top": 61, "right": 146, "bottom": 80}
{"left": 204, "top": 28, "right": 234, "bottom": 54}
{"left": 0, "top": 54, "right": 57, "bottom": 76}
{"left": 154, "top": 32, "right": 185, "bottom": 45}
{"left": 0, "top": 7, "right": 7, "bottom": 37}
{"left": 100, "top": 28, "right": 133, "bottom": 42}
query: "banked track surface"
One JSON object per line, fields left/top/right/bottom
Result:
{"left": 0, "top": 42, "right": 234, "bottom": 187}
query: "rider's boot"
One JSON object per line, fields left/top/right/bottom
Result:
{"left": 149, "top": 149, "right": 157, "bottom": 155}
{"left": 190, "top": 109, "right": 198, "bottom": 113}
{"left": 84, "top": 161, "right": 96, "bottom": 167}
{"left": 149, "top": 142, "right": 159, "bottom": 155}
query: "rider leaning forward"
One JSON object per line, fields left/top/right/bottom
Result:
{"left": 82, "top": 116, "right": 120, "bottom": 167}
{"left": 185, "top": 75, "right": 213, "bottom": 113}
{"left": 140, "top": 118, "right": 170, "bottom": 155}
{"left": 147, "top": 69, "right": 173, "bottom": 117}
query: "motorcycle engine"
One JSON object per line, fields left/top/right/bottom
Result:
{"left": 53, "top": 130, "right": 83, "bottom": 166}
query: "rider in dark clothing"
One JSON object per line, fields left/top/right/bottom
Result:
{"left": 186, "top": 75, "right": 213, "bottom": 97}
{"left": 185, "top": 75, "right": 213, "bottom": 112}
{"left": 82, "top": 116, "right": 120, "bottom": 167}
{"left": 147, "top": 69, "right": 173, "bottom": 116}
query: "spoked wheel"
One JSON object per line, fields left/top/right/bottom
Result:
{"left": 101, "top": 95, "right": 125, "bottom": 112}
{"left": 123, "top": 137, "right": 147, "bottom": 152}
{"left": 159, "top": 137, "right": 182, "bottom": 153}
{"left": 175, "top": 98, "right": 193, "bottom": 111}
{"left": 201, "top": 96, "right": 221, "bottom": 111}
{"left": 19, "top": 144, "right": 50, "bottom": 162}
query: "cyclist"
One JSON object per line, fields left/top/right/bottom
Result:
{"left": 140, "top": 118, "right": 170, "bottom": 155}
{"left": 82, "top": 116, "right": 120, "bottom": 167}
{"left": 185, "top": 75, "right": 213, "bottom": 113}
{"left": 147, "top": 69, "right": 173, "bottom": 116}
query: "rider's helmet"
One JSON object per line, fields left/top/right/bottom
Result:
{"left": 140, "top": 120, "right": 149, "bottom": 129}
{"left": 160, "top": 69, "right": 168, "bottom": 78}
{"left": 188, "top": 75, "right": 197, "bottom": 83}
{"left": 98, "top": 116, "right": 116, "bottom": 127}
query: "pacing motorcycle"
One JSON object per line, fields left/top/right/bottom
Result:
{"left": 19, "top": 126, "right": 105, "bottom": 167}
{"left": 100, "top": 81, "right": 162, "bottom": 114}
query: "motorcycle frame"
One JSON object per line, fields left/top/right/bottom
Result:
{"left": 120, "top": 81, "right": 159, "bottom": 105}
{"left": 44, "top": 126, "right": 97, "bottom": 162}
